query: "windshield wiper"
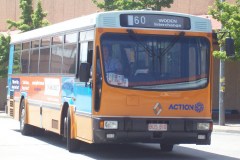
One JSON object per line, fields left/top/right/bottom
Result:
{"left": 127, "top": 29, "right": 155, "bottom": 57}
{"left": 159, "top": 31, "right": 185, "bottom": 57}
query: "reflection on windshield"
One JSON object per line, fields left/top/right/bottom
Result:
{"left": 100, "top": 33, "right": 210, "bottom": 90}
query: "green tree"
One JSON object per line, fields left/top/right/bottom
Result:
{"left": 32, "top": 0, "right": 49, "bottom": 29}
{"left": 0, "top": 0, "right": 49, "bottom": 78}
{"left": 209, "top": 0, "right": 240, "bottom": 60}
{"left": 7, "top": 0, "right": 49, "bottom": 32}
{"left": 92, "top": 0, "right": 173, "bottom": 11}
{"left": 0, "top": 34, "right": 11, "bottom": 77}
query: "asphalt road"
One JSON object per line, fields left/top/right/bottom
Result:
{"left": 1, "top": 114, "right": 240, "bottom": 160}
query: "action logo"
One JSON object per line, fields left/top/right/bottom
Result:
{"left": 168, "top": 102, "right": 204, "bottom": 113}
{"left": 194, "top": 102, "right": 204, "bottom": 113}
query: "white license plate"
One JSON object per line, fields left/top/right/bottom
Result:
{"left": 148, "top": 123, "right": 168, "bottom": 131}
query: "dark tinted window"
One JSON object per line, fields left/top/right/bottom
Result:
{"left": 32, "top": 40, "right": 40, "bottom": 48}
{"left": 50, "top": 45, "right": 63, "bottom": 73}
{"left": 41, "top": 37, "right": 51, "bottom": 47}
{"left": 53, "top": 35, "right": 63, "bottom": 45}
{"left": 21, "top": 50, "right": 30, "bottom": 73}
{"left": 63, "top": 44, "right": 77, "bottom": 74}
{"left": 13, "top": 50, "right": 21, "bottom": 74}
{"left": 14, "top": 44, "right": 21, "bottom": 51}
{"left": 65, "top": 33, "right": 78, "bottom": 43}
{"left": 29, "top": 49, "right": 39, "bottom": 73}
{"left": 39, "top": 48, "right": 50, "bottom": 73}
{"left": 22, "top": 42, "right": 30, "bottom": 50}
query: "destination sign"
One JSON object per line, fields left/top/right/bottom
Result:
{"left": 120, "top": 14, "right": 191, "bottom": 30}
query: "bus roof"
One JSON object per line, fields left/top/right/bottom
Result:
{"left": 11, "top": 10, "right": 212, "bottom": 44}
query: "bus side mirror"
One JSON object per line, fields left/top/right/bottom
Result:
{"left": 79, "top": 62, "right": 91, "bottom": 82}
{"left": 225, "top": 37, "right": 235, "bottom": 57}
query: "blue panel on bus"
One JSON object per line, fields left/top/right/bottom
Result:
{"left": 62, "top": 77, "right": 74, "bottom": 97}
{"left": 62, "top": 77, "right": 92, "bottom": 113}
{"left": 73, "top": 82, "right": 92, "bottom": 113}
{"left": 8, "top": 45, "right": 14, "bottom": 74}
{"left": 7, "top": 45, "right": 15, "bottom": 96}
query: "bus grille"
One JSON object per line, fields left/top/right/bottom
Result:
{"left": 194, "top": 22, "right": 208, "bottom": 31}
{"left": 146, "top": 120, "right": 168, "bottom": 124}
{"left": 10, "top": 106, "right": 14, "bottom": 117}
{"left": 10, "top": 91, "right": 14, "bottom": 99}
{"left": 9, "top": 91, "right": 14, "bottom": 117}
{"left": 103, "top": 17, "right": 117, "bottom": 27}
{"left": 10, "top": 100, "right": 14, "bottom": 117}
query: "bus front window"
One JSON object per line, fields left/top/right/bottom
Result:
{"left": 101, "top": 33, "right": 210, "bottom": 90}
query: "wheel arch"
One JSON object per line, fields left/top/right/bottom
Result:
{"left": 60, "top": 102, "right": 69, "bottom": 135}
{"left": 19, "top": 95, "right": 26, "bottom": 121}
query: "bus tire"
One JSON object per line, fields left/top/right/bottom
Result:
{"left": 20, "top": 99, "right": 33, "bottom": 135}
{"left": 160, "top": 143, "right": 174, "bottom": 152}
{"left": 66, "top": 109, "right": 79, "bottom": 152}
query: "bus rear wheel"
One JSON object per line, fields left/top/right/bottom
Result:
{"left": 66, "top": 108, "right": 80, "bottom": 152}
{"left": 160, "top": 143, "right": 174, "bottom": 152}
{"left": 20, "top": 99, "right": 33, "bottom": 135}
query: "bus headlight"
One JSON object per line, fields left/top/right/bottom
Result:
{"left": 197, "top": 123, "right": 211, "bottom": 130}
{"left": 100, "top": 120, "right": 118, "bottom": 129}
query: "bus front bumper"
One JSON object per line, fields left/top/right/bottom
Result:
{"left": 93, "top": 117, "right": 212, "bottom": 145}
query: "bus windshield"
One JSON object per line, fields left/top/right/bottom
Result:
{"left": 100, "top": 32, "right": 210, "bottom": 90}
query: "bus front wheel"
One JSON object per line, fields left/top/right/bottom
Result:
{"left": 66, "top": 109, "right": 79, "bottom": 152}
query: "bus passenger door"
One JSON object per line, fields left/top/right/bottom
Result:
{"left": 74, "top": 41, "right": 93, "bottom": 114}
{"left": 72, "top": 39, "right": 94, "bottom": 142}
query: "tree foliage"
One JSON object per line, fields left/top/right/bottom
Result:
{"left": 209, "top": 0, "right": 240, "bottom": 60}
{"left": 7, "top": 0, "right": 49, "bottom": 32}
{"left": 0, "top": 0, "right": 49, "bottom": 77}
{"left": 0, "top": 34, "right": 11, "bottom": 77}
{"left": 32, "top": 0, "right": 49, "bottom": 29}
{"left": 92, "top": 0, "right": 173, "bottom": 11}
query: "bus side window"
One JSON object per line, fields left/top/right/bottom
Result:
{"left": 50, "top": 35, "right": 64, "bottom": 73}
{"left": 78, "top": 30, "right": 94, "bottom": 79}
{"left": 80, "top": 42, "right": 88, "bottom": 63}
{"left": 80, "top": 41, "right": 93, "bottom": 71}
{"left": 63, "top": 32, "right": 78, "bottom": 74}
{"left": 39, "top": 37, "right": 51, "bottom": 73}
{"left": 29, "top": 40, "right": 40, "bottom": 73}
{"left": 87, "top": 41, "right": 93, "bottom": 74}
{"left": 13, "top": 44, "right": 22, "bottom": 74}
{"left": 39, "top": 48, "right": 50, "bottom": 73}
{"left": 21, "top": 50, "right": 30, "bottom": 73}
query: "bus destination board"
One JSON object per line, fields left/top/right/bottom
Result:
{"left": 120, "top": 14, "right": 191, "bottom": 30}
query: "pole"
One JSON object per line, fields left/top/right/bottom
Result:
{"left": 219, "top": 0, "right": 225, "bottom": 126}
{"left": 219, "top": 60, "right": 225, "bottom": 125}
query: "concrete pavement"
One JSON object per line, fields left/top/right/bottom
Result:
{"left": 1, "top": 111, "right": 240, "bottom": 134}
{"left": 213, "top": 123, "right": 240, "bottom": 134}
{"left": 213, "top": 118, "right": 240, "bottom": 134}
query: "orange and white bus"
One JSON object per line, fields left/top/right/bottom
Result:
{"left": 7, "top": 10, "right": 213, "bottom": 152}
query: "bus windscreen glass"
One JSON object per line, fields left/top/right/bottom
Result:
{"left": 100, "top": 33, "right": 210, "bottom": 90}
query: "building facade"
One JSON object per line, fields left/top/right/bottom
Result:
{"left": 0, "top": 0, "right": 239, "bottom": 113}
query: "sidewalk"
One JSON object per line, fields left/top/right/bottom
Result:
{"left": 213, "top": 117, "right": 240, "bottom": 134}
{"left": 0, "top": 111, "right": 240, "bottom": 134}
{"left": 0, "top": 111, "right": 10, "bottom": 118}
{"left": 213, "top": 123, "right": 240, "bottom": 134}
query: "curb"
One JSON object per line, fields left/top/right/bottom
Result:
{"left": 0, "top": 112, "right": 10, "bottom": 118}
{"left": 213, "top": 129, "right": 240, "bottom": 134}
{"left": 213, "top": 125, "right": 240, "bottom": 134}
